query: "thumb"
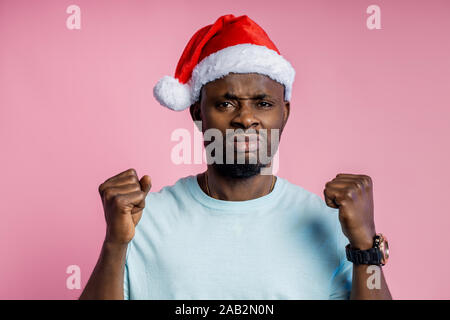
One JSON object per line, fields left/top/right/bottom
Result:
{"left": 130, "top": 175, "right": 151, "bottom": 214}
{"left": 139, "top": 175, "right": 152, "bottom": 195}
{"left": 324, "top": 188, "right": 339, "bottom": 209}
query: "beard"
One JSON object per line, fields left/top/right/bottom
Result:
{"left": 203, "top": 127, "right": 279, "bottom": 179}
{"left": 212, "top": 162, "right": 268, "bottom": 178}
{"left": 209, "top": 143, "right": 271, "bottom": 178}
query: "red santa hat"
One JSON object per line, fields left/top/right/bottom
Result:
{"left": 153, "top": 14, "right": 295, "bottom": 111}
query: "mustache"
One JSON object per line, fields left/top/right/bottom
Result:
{"left": 224, "top": 129, "right": 268, "bottom": 141}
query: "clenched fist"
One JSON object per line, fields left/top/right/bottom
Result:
{"left": 98, "top": 168, "right": 152, "bottom": 246}
{"left": 324, "top": 173, "right": 376, "bottom": 250}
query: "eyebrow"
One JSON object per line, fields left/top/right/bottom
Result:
{"left": 223, "top": 92, "right": 269, "bottom": 100}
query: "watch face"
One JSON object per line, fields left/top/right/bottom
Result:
{"left": 378, "top": 233, "right": 389, "bottom": 265}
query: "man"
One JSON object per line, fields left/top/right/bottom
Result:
{"left": 80, "top": 14, "right": 391, "bottom": 300}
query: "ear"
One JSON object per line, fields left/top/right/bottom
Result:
{"left": 281, "top": 100, "right": 290, "bottom": 132}
{"left": 189, "top": 101, "right": 202, "bottom": 131}
{"left": 189, "top": 101, "right": 201, "bottom": 121}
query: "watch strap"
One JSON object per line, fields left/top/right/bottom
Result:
{"left": 345, "top": 244, "right": 383, "bottom": 265}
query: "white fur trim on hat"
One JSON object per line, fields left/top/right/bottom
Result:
{"left": 153, "top": 43, "right": 295, "bottom": 111}
{"left": 153, "top": 75, "right": 194, "bottom": 111}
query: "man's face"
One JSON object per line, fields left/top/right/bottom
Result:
{"left": 190, "top": 72, "right": 290, "bottom": 178}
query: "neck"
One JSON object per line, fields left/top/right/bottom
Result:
{"left": 200, "top": 165, "right": 275, "bottom": 201}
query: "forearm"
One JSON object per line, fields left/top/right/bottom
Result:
{"left": 350, "top": 264, "right": 392, "bottom": 300}
{"left": 79, "top": 241, "right": 128, "bottom": 300}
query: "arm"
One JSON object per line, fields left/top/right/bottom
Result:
{"left": 324, "top": 173, "right": 392, "bottom": 300}
{"left": 79, "top": 168, "right": 151, "bottom": 300}
{"left": 79, "top": 241, "right": 128, "bottom": 300}
{"left": 350, "top": 264, "right": 391, "bottom": 299}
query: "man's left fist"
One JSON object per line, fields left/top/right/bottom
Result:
{"left": 324, "top": 173, "right": 376, "bottom": 250}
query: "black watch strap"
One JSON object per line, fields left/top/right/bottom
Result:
{"left": 345, "top": 244, "right": 383, "bottom": 265}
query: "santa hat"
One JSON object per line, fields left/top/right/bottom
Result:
{"left": 153, "top": 14, "right": 295, "bottom": 111}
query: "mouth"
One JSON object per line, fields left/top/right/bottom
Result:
{"left": 231, "top": 134, "right": 261, "bottom": 153}
{"left": 234, "top": 140, "right": 258, "bottom": 152}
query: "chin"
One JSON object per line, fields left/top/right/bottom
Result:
{"left": 212, "top": 163, "right": 268, "bottom": 178}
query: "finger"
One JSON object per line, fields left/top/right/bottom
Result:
{"left": 102, "top": 184, "right": 142, "bottom": 202}
{"left": 329, "top": 177, "right": 368, "bottom": 194}
{"left": 116, "top": 191, "right": 147, "bottom": 211}
{"left": 131, "top": 205, "right": 145, "bottom": 215}
{"left": 106, "top": 168, "right": 138, "bottom": 183}
{"left": 99, "top": 169, "right": 139, "bottom": 195}
{"left": 101, "top": 176, "right": 140, "bottom": 193}
{"left": 327, "top": 178, "right": 362, "bottom": 190}
{"left": 335, "top": 173, "right": 363, "bottom": 179}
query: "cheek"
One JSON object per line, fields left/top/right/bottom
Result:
{"left": 201, "top": 108, "right": 230, "bottom": 132}
{"left": 199, "top": 105, "right": 215, "bottom": 127}
{"left": 260, "top": 108, "right": 285, "bottom": 128}
{"left": 260, "top": 110, "right": 284, "bottom": 147}
{"left": 204, "top": 112, "right": 223, "bottom": 127}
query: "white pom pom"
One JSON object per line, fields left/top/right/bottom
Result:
{"left": 153, "top": 76, "right": 193, "bottom": 111}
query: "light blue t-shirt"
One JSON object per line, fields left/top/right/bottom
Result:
{"left": 124, "top": 175, "right": 353, "bottom": 300}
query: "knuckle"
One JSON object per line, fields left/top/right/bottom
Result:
{"left": 127, "top": 168, "right": 137, "bottom": 176}
{"left": 113, "top": 194, "right": 124, "bottom": 205}
{"left": 345, "top": 190, "right": 354, "bottom": 199}
{"left": 126, "top": 175, "right": 139, "bottom": 185}
{"left": 130, "top": 184, "right": 141, "bottom": 192}
{"left": 361, "top": 175, "right": 372, "bottom": 186}
{"left": 353, "top": 180, "right": 363, "bottom": 189}
{"left": 104, "top": 189, "right": 113, "bottom": 201}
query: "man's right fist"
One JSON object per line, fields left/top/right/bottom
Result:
{"left": 98, "top": 168, "right": 152, "bottom": 245}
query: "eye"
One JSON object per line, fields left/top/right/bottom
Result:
{"left": 258, "top": 101, "right": 273, "bottom": 108}
{"left": 217, "top": 101, "right": 233, "bottom": 108}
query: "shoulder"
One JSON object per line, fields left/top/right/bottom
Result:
{"left": 277, "top": 176, "right": 340, "bottom": 233}
{"left": 148, "top": 174, "right": 194, "bottom": 198}
{"left": 130, "top": 175, "right": 196, "bottom": 247}
{"left": 279, "top": 176, "right": 347, "bottom": 260}
{"left": 278, "top": 176, "right": 338, "bottom": 214}
{"left": 132, "top": 175, "right": 194, "bottom": 223}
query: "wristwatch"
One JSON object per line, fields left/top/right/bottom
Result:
{"left": 345, "top": 233, "right": 389, "bottom": 266}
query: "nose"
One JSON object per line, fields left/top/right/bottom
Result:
{"left": 230, "top": 102, "right": 260, "bottom": 130}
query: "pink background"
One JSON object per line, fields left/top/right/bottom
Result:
{"left": 1, "top": 0, "right": 449, "bottom": 299}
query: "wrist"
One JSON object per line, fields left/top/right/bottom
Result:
{"left": 346, "top": 232, "right": 389, "bottom": 266}
{"left": 349, "top": 241, "right": 373, "bottom": 250}
{"left": 349, "top": 235, "right": 375, "bottom": 250}
{"left": 103, "top": 239, "right": 129, "bottom": 252}
{"left": 96, "top": 239, "right": 129, "bottom": 269}
{"left": 347, "top": 226, "right": 376, "bottom": 250}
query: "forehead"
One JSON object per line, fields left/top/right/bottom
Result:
{"left": 201, "top": 73, "right": 284, "bottom": 99}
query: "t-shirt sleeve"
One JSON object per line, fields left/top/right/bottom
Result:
{"left": 123, "top": 262, "right": 130, "bottom": 300}
{"left": 123, "top": 241, "right": 132, "bottom": 300}
{"left": 329, "top": 219, "right": 353, "bottom": 300}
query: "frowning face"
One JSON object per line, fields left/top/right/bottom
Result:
{"left": 190, "top": 72, "right": 290, "bottom": 177}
